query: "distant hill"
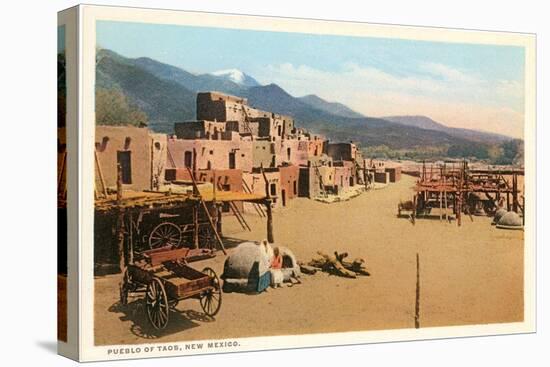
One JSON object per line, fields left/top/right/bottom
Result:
{"left": 96, "top": 49, "right": 196, "bottom": 133}
{"left": 383, "top": 115, "right": 511, "bottom": 143}
{"left": 131, "top": 56, "right": 248, "bottom": 97}
{"left": 96, "top": 49, "right": 510, "bottom": 154}
{"left": 299, "top": 94, "right": 364, "bottom": 119}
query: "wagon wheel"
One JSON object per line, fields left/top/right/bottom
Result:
{"left": 200, "top": 267, "right": 222, "bottom": 317}
{"left": 119, "top": 268, "right": 130, "bottom": 306}
{"left": 198, "top": 225, "right": 214, "bottom": 250}
{"left": 148, "top": 222, "right": 182, "bottom": 249}
{"left": 146, "top": 277, "right": 169, "bottom": 330}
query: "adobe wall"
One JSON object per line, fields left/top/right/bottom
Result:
{"left": 243, "top": 170, "right": 282, "bottom": 209}
{"left": 167, "top": 138, "right": 253, "bottom": 172}
{"left": 95, "top": 126, "right": 152, "bottom": 191}
{"left": 308, "top": 138, "right": 324, "bottom": 157}
{"left": 281, "top": 139, "right": 309, "bottom": 166}
{"left": 174, "top": 121, "right": 227, "bottom": 140}
{"left": 279, "top": 165, "right": 300, "bottom": 203}
{"left": 252, "top": 140, "right": 277, "bottom": 168}
{"left": 327, "top": 143, "right": 357, "bottom": 162}
{"left": 374, "top": 171, "right": 390, "bottom": 184}
{"left": 334, "top": 165, "right": 353, "bottom": 193}
{"left": 385, "top": 167, "right": 402, "bottom": 182}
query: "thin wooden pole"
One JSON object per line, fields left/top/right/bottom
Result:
{"left": 193, "top": 203, "right": 199, "bottom": 249}
{"left": 265, "top": 199, "right": 274, "bottom": 244}
{"left": 116, "top": 164, "right": 126, "bottom": 272}
{"left": 438, "top": 190, "right": 443, "bottom": 222}
{"left": 150, "top": 137, "right": 154, "bottom": 190}
{"left": 415, "top": 253, "right": 420, "bottom": 329}
{"left": 443, "top": 175, "right": 448, "bottom": 222}
{"left": 261, "top": 165, "right": 275, "bottom": 243}
{"left": 216, "top": 204, "right": 223, "bottom": 236}
{"left": 363, "top": 159, "right": 368, "bottom": 190}
{"left": 128, "top": 212, "right": 134, "bottom": 265}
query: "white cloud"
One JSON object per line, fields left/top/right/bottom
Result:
{"left": 255, "top": 62, "right": 524, "bottom": 138}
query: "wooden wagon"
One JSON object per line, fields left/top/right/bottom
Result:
{"left": 119, "top": 246, "right": 222, "bottom": 330}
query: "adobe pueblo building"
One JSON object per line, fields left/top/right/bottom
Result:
{"left": 165, "top": 91, "right": 370, "bottom": 208}
{"left": 89, "top": 91, "right": 392, "bottom": 272}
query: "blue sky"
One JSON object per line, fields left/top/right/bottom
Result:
{"left": 97, "top": 21, "right": 525, "bottom": 138}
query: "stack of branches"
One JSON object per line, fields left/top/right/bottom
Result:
{"left": 300, "top": 251, "right": 370, "bottom": 278}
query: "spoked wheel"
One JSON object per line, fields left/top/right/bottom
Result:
{"left": 200, "top": 267, "right": 222, "bottom": 317}
{"left": 198, "top": 225, "right": 215, "bottom": 250}
{"left": 146, "top": 277, "right": 169, "bottom": 330}
{"left": 148, "top": 222, "right": 182, "bottom": 249}
{"left": 119, "top": 268, "right": 130, "bottom": 306}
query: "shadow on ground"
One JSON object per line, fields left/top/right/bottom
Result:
{"left": 108, "top": 300, "right": 216, "bottom": 340}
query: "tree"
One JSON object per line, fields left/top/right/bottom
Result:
{"left": 95, "top": 88, "right": 148, "bottom": 126}
{"left": 493, "top": 139, "right": 523, "bottom": 165}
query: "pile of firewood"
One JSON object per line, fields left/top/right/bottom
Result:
{"left": 299, "top": 251, "right": 370, "bottom": 278}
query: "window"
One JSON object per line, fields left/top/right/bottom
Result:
{"left": 229, "top": 152, "right": 236, "bottom": 169}
{"left": 293, "top": 180, "right": 297, "bottom": 195}
{"left": 117, "top": 151, "right": 132, "bottom": 184}
{"left": 287, "top": 147, "right": 291, "bottom": 161}
{"left": 278, "top": 125, "right": 282, "bottom": 136}
{"left": 270, "top": 183, "right": 277, "bottom": 196}
{"left": 184, "top": 151, "right": 192, "bottom": 168}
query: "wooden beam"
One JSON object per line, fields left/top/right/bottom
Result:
{"left": 94, "top": 150, "right": 108, "bottom": 197}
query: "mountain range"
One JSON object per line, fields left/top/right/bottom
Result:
{"left": 95, "top": 49, "right": 514, "bottom": 153}
{"left": 210, "top": 69, "right": 261, "bottom": 87}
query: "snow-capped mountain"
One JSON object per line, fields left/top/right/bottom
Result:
{"left": 210, "top": 69, "right": 261, "bottom": 87}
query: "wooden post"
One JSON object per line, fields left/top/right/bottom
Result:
{"left": 216, "top": 204, "right": 223, "bottom": 236}
{"left": 261, "top": 165, "right": 275, "bottom": 243}
{"left": 439, "top": 190, "right": 443, "bottom": 222}
{"left": 116, "top": 164, "right": 126, "bottom": 272}
{"left": 363, "top": 159, "right": 368, "bottom": 189}
{"left": 265, "top": 199, "right": 274, "bottom": 243}
{"left": 116, "top": 163, "right": 123, "bottom": 202}
{"left": 512, "top": 174, "right": 518, "bottom": 213}
{"left": 193, "top": 202, "right": 199, "bottom": 249}
{"left": 456, "top": 191, "right": 462, "bottom": 227}
{"left": 150, "top": 137, "right": 154, "bottom": 190}
{"left": 415, "top": 253, "right": 420, "bottom": 329}
{"left": 192, "top": 148, "right": 197, "bottom": 181}
{"left": 443, "top": 175, "right": 448, "bottom": 222}
{"left": 128, "top": 212, "right": 134, "bottom": 265}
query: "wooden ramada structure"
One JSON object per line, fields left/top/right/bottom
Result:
{"left": 95, "top": 166, "right": 273, "bottom": 273}
{"left": 411, "top": 160, "right": 524, "bottom": 226}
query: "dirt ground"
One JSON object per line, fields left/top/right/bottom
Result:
{"left": 94, "top": 175, "right": 524, "bottom": 345}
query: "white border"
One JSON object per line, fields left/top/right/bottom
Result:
{"left": 77, "top": 4, "right": 536, "bottom": 362}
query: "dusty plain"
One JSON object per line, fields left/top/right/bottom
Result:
{"left": 94, "top": 175, "right": 524, "bottom": 345}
